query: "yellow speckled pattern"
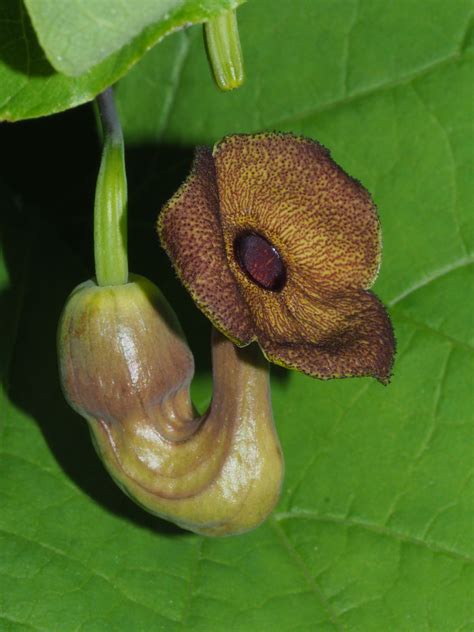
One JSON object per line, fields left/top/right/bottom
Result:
{"left": 159, "top": 133, "right": 395, "bottom": 383}
{"left": 158, "top": 147, "right": 254, "bottom": 345}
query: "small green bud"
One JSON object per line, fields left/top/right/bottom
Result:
{"left": 58, "top": 275, "right": 283, "bottom": 535}
{"left": 205, "top": 9, "right": 245, "bottom": 91}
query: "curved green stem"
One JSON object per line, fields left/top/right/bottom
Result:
{"left": 94, "top": 87, "right": 128, "bottom": 286}
{"left": 205, "top": 9, "right": 245, "bottom": 91}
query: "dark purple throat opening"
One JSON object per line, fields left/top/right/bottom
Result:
{"left": 233, "top": 231, "right": 286, "bottom": 291}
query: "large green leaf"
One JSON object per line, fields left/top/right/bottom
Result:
{"left": 1, "top": 0, "right": 473, "bottom": 630}
{"left": 0, "top": 0, "right": 244, "bottom": 121}
{"left": 24, "top": 0, "right": 244, "bottom": 76}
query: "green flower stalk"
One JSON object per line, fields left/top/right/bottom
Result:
{"left": 94, "top": 88, "right": 128, "bottom": 286}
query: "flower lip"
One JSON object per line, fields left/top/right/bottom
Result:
{"left": 233, "top": 230, "right": 287, "bottom": 292}
{"left": 159, "top": 132, "right": 395, "bottom": 382}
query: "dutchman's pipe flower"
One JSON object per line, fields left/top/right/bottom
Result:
{"left": 159, "top": 133, "right": 395, "bottom": 384}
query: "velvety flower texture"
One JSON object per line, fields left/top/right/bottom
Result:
{"left": 158, "top": 133, "right": 395, "bottom": 383}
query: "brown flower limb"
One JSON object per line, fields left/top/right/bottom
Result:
{"left": 159, "top": 132, "right": 396, "bottom": 383}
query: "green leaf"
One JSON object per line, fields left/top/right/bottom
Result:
{"left": 24, "top": 0, "right": 245, "bottom": 76}
{"left": 1, "top": 0, "right": 473, "bottom": 630}
{"left": 0, "top": 0, "right": 244, "bottom": 121}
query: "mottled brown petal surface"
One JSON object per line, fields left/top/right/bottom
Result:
{"left": 158, "top": 146, "right": 254, "bottom": 345}
{"left": 159, "top": 132, "right": 395, "bottom": 382}
{"left": 214, "top": 133, "right": 381, "bottom": 292}
{"left": 260, "top": 290, "right": 395, "bottom": 383}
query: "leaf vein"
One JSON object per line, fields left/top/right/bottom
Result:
{"left": 392, "top": 310, "right": 473, "bottom": 352}
{"left": 274, "top": 511, "right": 473, "bottom": 564}
{"left": 410, "top": 81, "right": 468, "bottom": 254}
{"left": 271, "top": 47, "right": 469, "bottom": 131}
{"left": 157, "top": 31, "right": 193, "bottom": 140}
{"left": 388, "top": 257, "right": 474, "bottom": 306}
{"left": 179, "top": 537, "right": 204, "bottom": 626}
{"left": 0, "top": 527, "right": 178, "bottom": 625}
{"left": 270, "top": 518, "right": 345, "bottom": 631}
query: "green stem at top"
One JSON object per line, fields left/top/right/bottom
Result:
{"left": 94, "top": 87, "right": 128, "bottom": 286}
{"left": 205, "top": 9, "right": 245, "bottom": 91}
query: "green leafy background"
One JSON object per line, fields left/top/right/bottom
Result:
{"left": 1, "top": 0, "right": 473, "bottom": 630}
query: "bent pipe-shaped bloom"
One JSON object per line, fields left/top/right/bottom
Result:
{"left": 58, "top": 275, "right": 283, "bottom": 536}
{"left": 159, "top": 133, "right": 395, "bottom": 383}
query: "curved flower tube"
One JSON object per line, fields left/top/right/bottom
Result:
{"left": 158, "top": 132, "right": 395, "bottom": 383}
{"left": 58, "top": 275, "right": 283, "bottom": 536}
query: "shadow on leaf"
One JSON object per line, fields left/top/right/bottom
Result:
{"left": 0, "top": 1, "right": 56, "bottom": 78}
